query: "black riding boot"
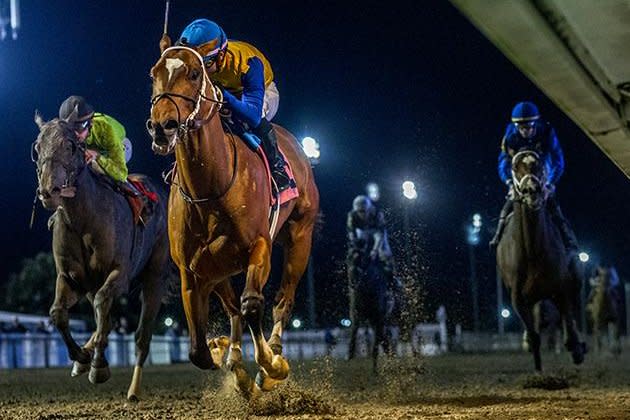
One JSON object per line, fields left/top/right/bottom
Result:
{"left": 255, "top": 118, "right": 292, "bottom": 192}
{"left": 547, "top": 195, "right": 579, "bottom": 252}
{"left": 490, "top": 197, "right": 514, "bottom": 248}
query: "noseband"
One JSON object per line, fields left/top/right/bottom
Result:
{"left": 149, "top": 46, "right": 225, "bottom": 150}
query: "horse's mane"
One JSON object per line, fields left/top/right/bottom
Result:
{"left": 37, "top": 118, "right": 77, "bottom": 157}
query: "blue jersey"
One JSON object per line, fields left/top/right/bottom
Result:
{"left": 497, "top": 121, "right": 565, "bottom": 185}
{"left": 219, "top": 56, "right": 265, "bottom": 129}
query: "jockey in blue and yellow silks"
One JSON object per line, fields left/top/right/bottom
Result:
{"left": 176, "top": 19, "right": 291, "bottom": 192}
{"left": 489, "top": 101, "right": 578, "bottom": 250}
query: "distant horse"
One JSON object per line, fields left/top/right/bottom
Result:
{"left": 496, "top": 150, "right": 585, "bottom": 371}
{"left": 587, "top": 266, "right": 622, "bottom": 355}
{"left": 347, "top": 254, "right": 392, "bottom": 372}
{"left": 146, "top": 37, "right": 319, "bottom": 397}
{"left": 33, "top": 114, "right": 170, "bottom": 400}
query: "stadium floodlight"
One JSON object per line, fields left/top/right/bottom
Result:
{"left": 500, "top": 308, "right": 511, "bottom": 319}
{"left": 402, "top": 180, "right": 417, "bottom": 200}
{"left": 301, "top": 136, "right": 320, "bottom": 161}
{"left": 164, "top": 317, "right": 174, "bottom": 327}
{"left": 578, "top": 252, "right": 590, "bottom": 263}
{"left": 340, "top": 318, "right": 352, "bottom": 327}
{"left": 291, "top": 318, "right": 302, "bottom": 329}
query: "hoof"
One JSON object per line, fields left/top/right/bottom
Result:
{"left": 255, "top": 369, "right": 285, "bottom": 392}
{"left": 230, "top": 361, "right": 260, "bottom": 400}
{"left": 88, "top": 365, "right": 111, "bottom": 384}
{"left": 190, "top": 350, "right": 219, "bottom": 370}
{"left": 127, "top": 393, "right": 140, "bottom": 403}
{"left": 207, "top": 336, "right": 230, "bottom": 368}
{"left": 71, "top": 360, "right": 90, "bottom": 377}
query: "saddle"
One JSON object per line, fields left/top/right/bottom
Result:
{"left": 125, "top": 177, "right": 159, "bottom": 225}
{"left": 222, "top": 119, "right": 299, "bottom": 206}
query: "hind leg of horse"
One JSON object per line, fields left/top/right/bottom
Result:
{"left": 514, "top": 298, "right": 542, "bottom": 371}
{"left": 90, "top": 270, "right": 127, "bottom": 384}
{"left": 180, "top": 269, "right": 216, "bottom": 370}
{"left": 127, "top": 265, "right": 167, "bottom": 401}
{"left": 49, "top": 273, "right": 92, "bottom": 369}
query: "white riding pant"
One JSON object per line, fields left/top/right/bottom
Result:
{"left": 262, "top": 81, "right": 280, "bottom": 121}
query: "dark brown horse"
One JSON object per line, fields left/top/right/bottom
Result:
{"left": 33, "top": 114, "right": 170, "bottom": 400}
{"left": 146, "top": 37, "right": 319, "bottom": 396}
{"left": 587, "top": 266, "right": 622, "bottom": 355}
{"left": 496, "top": 150, "right": 585, "bottom": 371}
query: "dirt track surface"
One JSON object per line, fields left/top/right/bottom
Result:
{"left": 0, "top": 351, "right": 629, "bottom": 419}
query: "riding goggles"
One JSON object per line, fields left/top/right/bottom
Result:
{"left": 74, "top": 119, "right": 92, "bottom": 132}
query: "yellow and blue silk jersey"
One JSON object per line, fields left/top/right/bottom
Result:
{"left": 212, "top": 40, "right": 274, "bottom": 94}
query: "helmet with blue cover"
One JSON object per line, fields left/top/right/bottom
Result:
{"left": 511, "top": 101, "right": 540, "bottom": 123}
{"left": 178, "top": 19, "right": 228, "bottom": 65}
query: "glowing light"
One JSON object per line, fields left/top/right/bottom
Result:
{"left": 291, "top": 318, "right": 302, "bottom": 329}
{"left": 472, "top": 213, "right": 482, "bottom": 228}
{"left": 164, "top": 317, "right": 174, "bottom": 327}
{"left": 501, "top": 309, "right": 511, "bottom": 319}
{"left": 366, "top": 182, "right": 380, "bottom": 202}
{"left": 402, "top": 181, "right": 418, "bottom": 200}
{"left": 578, "top": 252, "right": 590, "bottom": 263}
{"left": 340, "top": 318, "right": 352, "bottom": 327}
{"left": 301, "top": 137, "right": 320, "bottom": 160}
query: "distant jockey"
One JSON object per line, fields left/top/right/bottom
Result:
{"left": 176, "top": 19, "right": 292, "bottom": 192}
{"left": 489, "top": 101, "right": 578, "bottom": 251}
{"left": 346, "top": 195, "right": 395, "bottom": 286}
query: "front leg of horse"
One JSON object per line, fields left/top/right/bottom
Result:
{"left": 89, "top": 271, "right": 126, "bottom": 384}
{"left": 49, "top": 275, "right": 92, "bottom": 374}
{"left": 514, "top": 298, "right": 542, "bottom": 371}
{"left": 242, "top": 238, "right": 289, "bottom": 390}
{"left": 181, "top": 271, "right": 217, "bottom": 370}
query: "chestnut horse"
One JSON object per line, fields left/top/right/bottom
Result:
{"left": 146, "top": 37, "right": 319, "bottom": 396}
{"left": 496, "top": 150, "right": 585, "bottom": 371}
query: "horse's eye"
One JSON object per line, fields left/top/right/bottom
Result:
{"left": 190, "top": 69, "right": 200, "bottom": 81}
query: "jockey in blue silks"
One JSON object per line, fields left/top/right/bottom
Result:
{"left": 489, "top": 102, "right": 579, "bottom": 251}
{"left": 176, "top": 19, "right": 292, "bottom": 191}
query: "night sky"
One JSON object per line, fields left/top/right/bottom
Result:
{"left": 1, "top": 1, "right": 629, "bottom": 329}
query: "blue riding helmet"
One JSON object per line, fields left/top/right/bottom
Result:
{"left": 178, "top": 19, "right": 228, "bottom": 64}
{"left": 511, "top": 101, "right": 540, "bottom": 123}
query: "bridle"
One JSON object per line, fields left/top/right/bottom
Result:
{"left": 149, "top": 45, "right": 225, "bottom": 154}
{"left": 150, "top": 45, "right": 238, "bottom": 204}
{"left": 511, "top": 150, "right": 549, "bottom": 209}
{"left": 32, "top": 125, "right": 86, "bottom": 196}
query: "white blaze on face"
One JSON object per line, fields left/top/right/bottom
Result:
{"left": 522, "top": 155, "right": 537, "bottom": 165}
{"left": 165, "top": 58, "right": 185, "bottom": 83}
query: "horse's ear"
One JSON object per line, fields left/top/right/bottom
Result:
{"left": 160, "top": 34, "right": 171, "bottom": 53}
{"left": 34, "top": 110, "right": 45, "bottom": 129}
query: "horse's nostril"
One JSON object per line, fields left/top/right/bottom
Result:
{"left": 163, "top": 120, "right": 179, "bottom": 131}
{"left": 146, "top": 119, "right": 154, "bottom": 131}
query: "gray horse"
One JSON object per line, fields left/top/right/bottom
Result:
{"left": 496, "top": 150, "right": 585, "bottom": 371}
{"left": 33, "top": 113, "right": 170, "bottom": 400}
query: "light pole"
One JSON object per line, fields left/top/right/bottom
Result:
{"left": 578, "top": 251, "right": 590, "bottom": 332}
{"left": 301, "top": 137, "right": 320, "bottom": 328}
{"left": 401, "top": 181, "right": 418, "bottom": 261}
{"left": 466, "top": 214, "right": 482, "bottom": 332}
